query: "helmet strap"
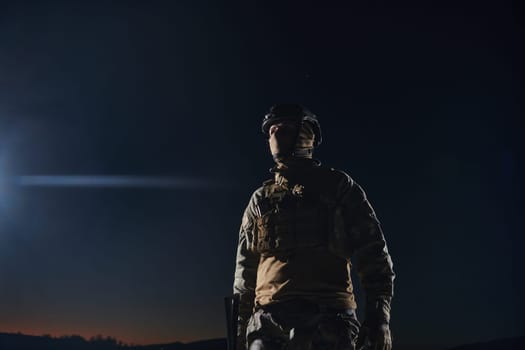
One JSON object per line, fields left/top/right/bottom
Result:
{"left": 292, "top": 148, "right": 313, "bottom": 158}
{"left": 291, "top": 120, "right": 314, "bottom": 159}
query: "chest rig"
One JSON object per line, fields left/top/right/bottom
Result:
{"left": 251, "top": 172, "right": 338, "bottom": 256}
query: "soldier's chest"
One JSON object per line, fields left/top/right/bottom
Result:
{"left": 253, "top": 180, "right": 335, "bottom": 253}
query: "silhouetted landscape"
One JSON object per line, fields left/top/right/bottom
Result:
{"left": 1, "top": 332, "right": 523, "bottom": 350}
{"left": 0, "top": 332, "right": 225, "bottom": 350}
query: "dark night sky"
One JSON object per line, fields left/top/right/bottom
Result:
{"left": 0, "top": 0, "right": 522, "bottom": 348}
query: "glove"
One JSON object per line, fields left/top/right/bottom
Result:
{"left": 356, "top": 322, "right": 392, "bottom": 350}
{"left": 356, "top": 297, "right": 392, "bottom": 350}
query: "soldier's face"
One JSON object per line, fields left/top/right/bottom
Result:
{"left": 268, "top": 121, "right": 298, "bottom": 157}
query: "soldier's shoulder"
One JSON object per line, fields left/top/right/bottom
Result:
{"left": 262, "top": 178, "right": 275, "bottom": 186}
{"left": 249, "top": 180, "right": 273, "bottom": 201}
{"left": 317, "top": 165, "right": 355, "bottom": 187}
{"left": 249, "top": 186, "right": 264, "bottom": 198}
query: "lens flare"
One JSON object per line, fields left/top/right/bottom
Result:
{"left": 16, "top": 175, "right": 218, "bottom": 189}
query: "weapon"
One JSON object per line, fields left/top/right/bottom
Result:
{"left": 224, "top": 294, "right": 240, "bottom": 350}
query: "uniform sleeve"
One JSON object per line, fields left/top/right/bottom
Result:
{"left": 233, "top": 193, "right": 260, "bottom": 347}
{"left": 340, "top": 178, "right": 395, "bottom": 303}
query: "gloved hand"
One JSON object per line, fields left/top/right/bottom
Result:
{"left": 356, "top": 296, "right": 392, "bottom": 350}
{"left": 356, "top": 322, "right": 392, "bottom": 350}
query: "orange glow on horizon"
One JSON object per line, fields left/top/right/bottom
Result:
{"left": 0, "top": 324, "right": 209, "bottom": 346}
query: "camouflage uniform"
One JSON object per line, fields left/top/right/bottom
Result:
{"left": 233, "top": 157, "right": 395, "bottom": 350}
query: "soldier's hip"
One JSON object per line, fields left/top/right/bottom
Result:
{"left": 246, "top": 299, "right": 360, "bottom": 350}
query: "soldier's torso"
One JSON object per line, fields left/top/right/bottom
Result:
{"left": 248, "top": 164, "right": 342, "bottom": 253}
{"left": 247, "top": 163, "right": 357, "bottom": 309}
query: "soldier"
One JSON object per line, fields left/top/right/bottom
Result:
{"left": 233, "top": 104, "right": 395, "bottom": 350}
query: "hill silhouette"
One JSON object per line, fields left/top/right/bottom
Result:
{"left": 0, "top": 332, "right": 225, "bottom": 350}
{"left": 1, "top": 332, "right": 523, "bottom": 350}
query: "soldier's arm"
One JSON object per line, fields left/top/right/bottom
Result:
{"left": 340, "top": 177, "right": 395, "bottom": 324}
{"left": 233, "top": 193, "right": 260, "bottom": 349}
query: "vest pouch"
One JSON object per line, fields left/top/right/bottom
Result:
{"left": 255, "top": 210, "right": 296, "bottom": 254}
{"left": 327, "top": 206, "right": 352, "bottom": 259}
{"left": 294, "top": 201, "right": 329, "bottom": 248}
{"left": 255, "top": 212, "right": 275, "bottom": 253}
{"left": 271, "top": 210, "right": 295, "bottom": 251}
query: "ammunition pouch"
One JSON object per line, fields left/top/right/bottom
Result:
{"left": 248, "top": 181, "right": 351, "bottom": 258}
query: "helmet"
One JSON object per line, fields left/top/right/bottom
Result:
{"left": 261, "top": 104, "right": 322, "bottom": 147}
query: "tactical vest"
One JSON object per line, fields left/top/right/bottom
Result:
{"left": 250, "top": 172, "right": 350, "bottom": 258}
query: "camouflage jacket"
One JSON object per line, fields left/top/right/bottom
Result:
{"left": 233, "top": 158, "right": 395, "bottom": 345}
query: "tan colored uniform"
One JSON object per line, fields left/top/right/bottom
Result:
{"left": 233, "top": 158, "right": 394, "bottom": 348}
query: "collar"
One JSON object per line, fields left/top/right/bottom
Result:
{"left": 269, "top": 157, "right": 321, "bottom": 184}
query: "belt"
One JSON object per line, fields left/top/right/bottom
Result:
{"left": 260, "top": 299, "right": 356, "bottom": 316}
